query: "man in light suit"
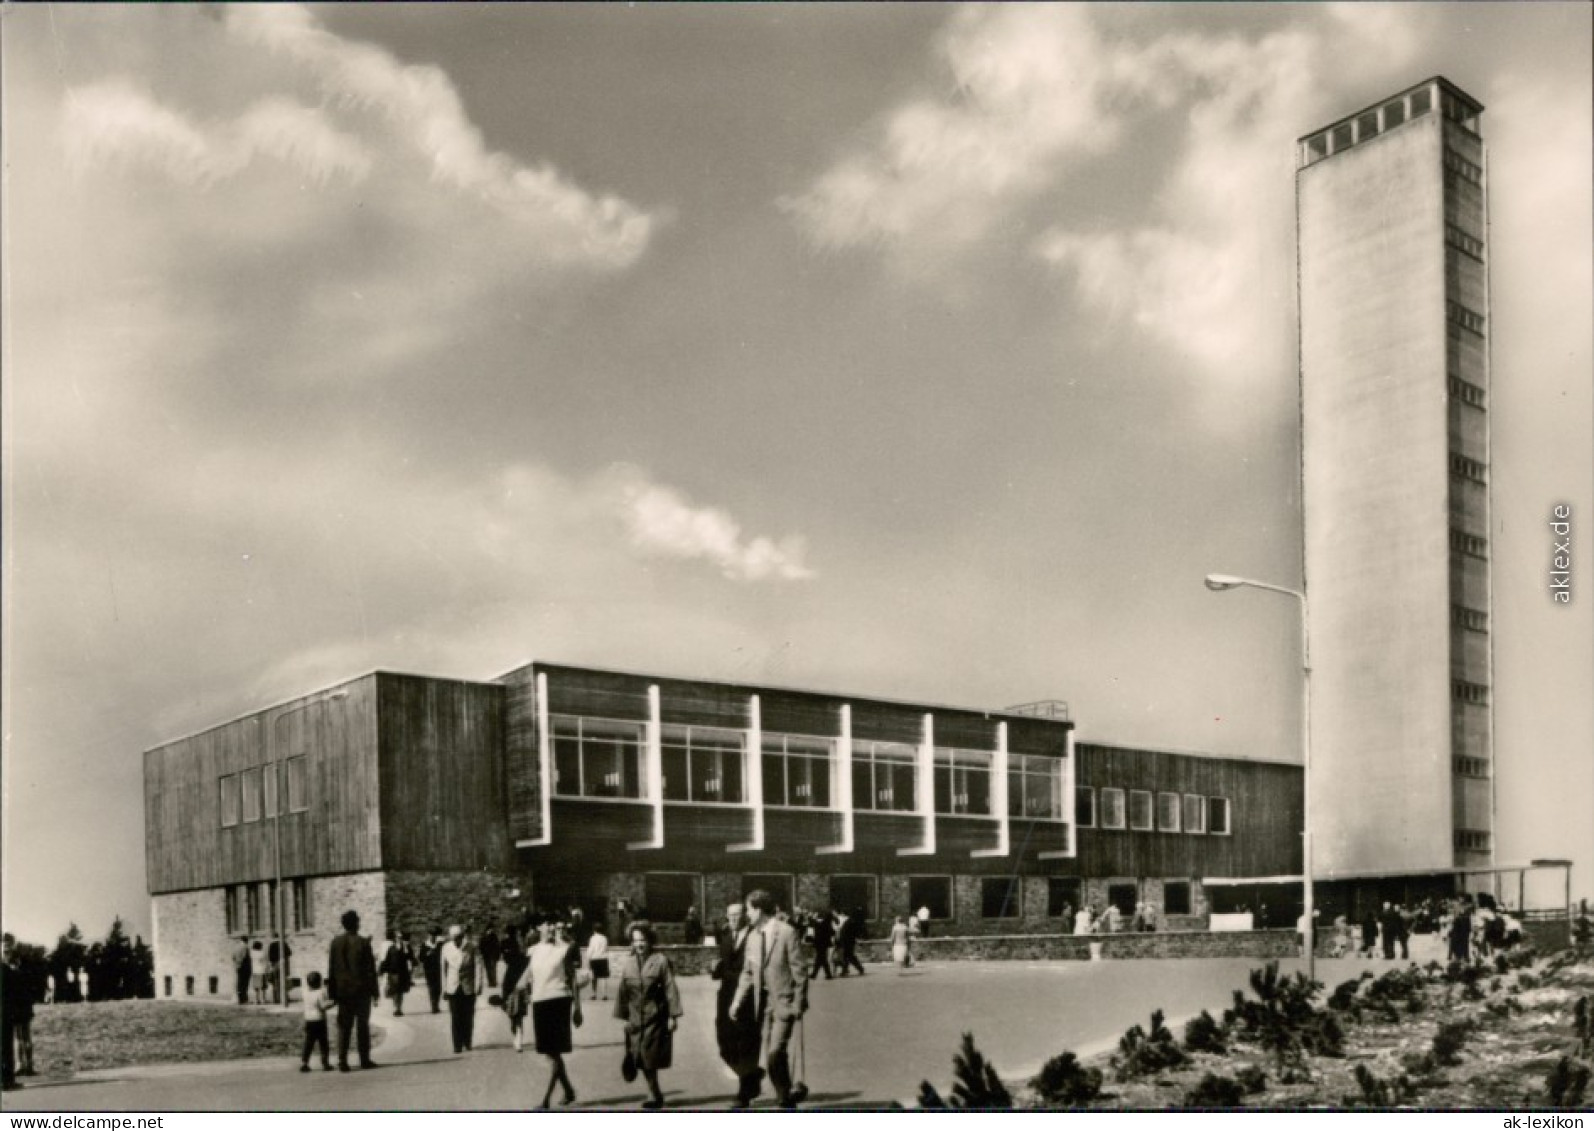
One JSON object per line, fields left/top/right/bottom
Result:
{"left": 326, "top": 909, "right": 378, "bottom": 1071}
{"left": 730, "top": 890, "right": 810, "bottom": 1109}
{"left": 440, "top": 925, "right": 482, "bottom": 1054}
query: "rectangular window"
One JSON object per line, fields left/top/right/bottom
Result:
{"left": 1447, "top": 376, "right": 1487, "bottom": 411}
{"left": 1047, "top": 878, "right": 1083, "bottom": 919}
{"left": 1183, "top": 793, "right": 1207, "bottom": 834}
{"left": 1449, "top": 527, "right": 1489, "bottom": 559}
{"left": 1410, "top": 87, "right": 1432, "bottom": 117}
{"left": 1355, "top": 110, "right": 1379, "bottom": 142}
{"left": 1454, "top": 828, "right": 1491, "bottom": 852}
{"left": 1449, "top": 452, "right": 1488, "bottom": 485}
{"left": 854, "top": 740, "right": 919, "bottom": 813}
{"left": 1383, "top": 99, "right": 1406, "bottom": 129}
{"left": 1163, "top": 881, "right": 1192, "bottom": 917}
{"left": 741, "top": 874, "right": 794, "bottom": 912}
{"left": 644, "top": 873, "right": 702, "bottom": 923}
{"left": 1453, "top": 757, "right": 1490, "bottom": 779}
{"left": 185, "top": 976, "right": 194, "bottom": 997}
{"left": 240, "top": 768, "right": 262, "bottom": 823}
{"left": 1157, "top": 792, "right": 1181, "bottom": 832}
{"left": 908, "top": 876, "right": 953, "bottom": 921}
{"left": 1100, "top": 788, "right": 1126, "bottom": 830}
{"left": 208, "top": 976, "right": 219, "bottom": 995}
{"left": 933, "top": 747, "right": 993, "bottom": 817}
{"left": 262, "top": 761, "right": 278, "bottom": 818}
{"left": 286, "top": 756, "right": 308, "bottom": 813}
{"left": 1129, "top": 790, "right": 1154, "bottom": 831}
{"left": 1452, "top": 679, "right": 1490, "bottom": 706}
{"left": 762, "top": 733, "right": 837, "bottom": 809}
{"left": 550, "top": 715, "right": 647, "bottom": 800}
{"left": 1303, "top": 133, "right": 1328, "bottom": 165}
{"left": 828, "top": 875, "right": 877, "bottom": 921}
{"left": 246, "top": 884, "right": 262, "bottom": 933}
{"left": 1444, "top": 149, "right": 1483, "bottom": 186}
{"left": 1451, "top": 604, "right": 1489, "bottom": 633}
{"left": 1075, "top": 786, "right": 1096, "bottom": 828}
{"left": 1107, "top": 883, "right": 1138, "bottom": 917}
{"left": 1330, "top": 122, "right": 1353, "bottom": 153}
{"left": 164, "top": 976, "right": 173, "bottom": 998}
{"left": 1446, "top": 300, "right": 1486, "bottom": 337}
{"left": 1007, "top": 754, "right": 1066, "bottom": 821}
{"left": 1445, "top": 222, "right": 1485, "bottom": 262}
{"left": 1208, "top": 796, "right": 1231, "bottom": 836}
{"left": 291, "top": 878, "right": 313, "bottom": 931}
{"left": 264, "top": 880, "right": 278, "bottom": 931}
{"left": 220, "top": 774, "right": 241, "bottom": 828}
{"left": 981, "top": 876, "right": 1022, "bottom": 920}
{"left": 224, "top": 885, "right": 241, "bottom": 934}
{"left": 661, "top": 724, "right": 747, "bottom": 805}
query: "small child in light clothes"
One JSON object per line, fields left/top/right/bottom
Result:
{"left": 300, "top": 971, "right": 334, "bottom": 1072}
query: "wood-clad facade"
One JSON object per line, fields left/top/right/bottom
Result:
{"left": 145, "top": 659, "right": 1305, "bottom": 996}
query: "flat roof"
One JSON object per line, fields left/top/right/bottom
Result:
{"left": 1296, "top": 74, "right": 1484, "bottom": 143}
{"left": 503, "top": 658, "right": 1074, "bottom": 727}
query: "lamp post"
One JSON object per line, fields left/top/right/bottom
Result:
{"left": 1204, "top": 573, "right": 1315, "bottom": 983}
{"left": 269, "top": 689, "right": 348, "bottom": 1009}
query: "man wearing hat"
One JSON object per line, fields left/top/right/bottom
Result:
{"left": 326, "top": 910, "right": 378, "bottom": 1071}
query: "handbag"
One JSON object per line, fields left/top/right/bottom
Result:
{"left": 621, "top": 1042, "right": 638, "bottom": 1083}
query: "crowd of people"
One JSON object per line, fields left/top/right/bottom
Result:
{"left": 1310, "top": 895, "right": 1528, "bottom": 961}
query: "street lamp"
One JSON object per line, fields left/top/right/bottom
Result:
{"left": 269, "top": 689, "right": 349, "bottom": 1009}
{"left": 1204, "top": 573, "right": 1315, "bottom": 983}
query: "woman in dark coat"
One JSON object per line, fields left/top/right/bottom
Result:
{"left": 613, "top": 920, "right": 682, "bottom": 1110}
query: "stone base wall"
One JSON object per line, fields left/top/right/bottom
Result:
{"left": 152, "top": 889, "right": 233, "bottom": 1000}
{"left": 651, "top": 928, "right": 1299, "bottom": 975}
{"left": 383, "top": 868, "right": 534, "bottom": 939}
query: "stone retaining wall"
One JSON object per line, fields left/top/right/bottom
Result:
{"left": 651, "top": 928, "right": 1299, "bottom": 976}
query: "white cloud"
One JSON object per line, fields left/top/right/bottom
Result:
{"left": 63, "top": 81, "right": 371, "bottom": 186}
{"left": 784, "top": 6, "right": 1434, "bottom": 385}
{"left": 227, "top": 4, "right": 652, "bottom": 268}
{"left": 615, "top": 470, "right": 815, "bottom": 583}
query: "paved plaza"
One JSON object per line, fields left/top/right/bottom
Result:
{"left": 0, "top": 952, "right": 1437, "bottom": 1112}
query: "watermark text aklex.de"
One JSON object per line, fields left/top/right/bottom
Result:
{"left": 1550, "top": 504, "right": 1572, "bottom": 604}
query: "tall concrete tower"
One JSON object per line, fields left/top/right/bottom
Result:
{"left": 1297, "top": 77, "right": 1493, "bottom": 879}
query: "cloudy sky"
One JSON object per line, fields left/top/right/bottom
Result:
{"left": 3, "top": 4, "right": 1590, "bottom": 943}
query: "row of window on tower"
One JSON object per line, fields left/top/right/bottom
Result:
{"left": 218, "top": 757, "right": 309, "bottom": 827}
{"left": 549, "top": 715, "right": 1068, "bottom": 821}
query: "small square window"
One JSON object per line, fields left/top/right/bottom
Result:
{"left": 1100, "top": 788, "right": 1126, "bottom": 830}
{"left": 1356, "top": 111, "right": 1379, "bottom": 142}
{"left": 1383, "top": 100, "right": 1406, "bottom": 129}
{"left": 1208, "top": 796, "right": 1231, "bottom": 836}
{"left": 981, "top": 876, "right": 1022, "bottom": 919}
{"left": 1330, "top": 123, "right": 1354, "bottom": 152}
{"left": 1047, "top": 878, "right": 1083, "bottom": 919}
{"left": 1411, "top": 88, "right": 1432, "bottom": 117}
{"left": 909, "top": 876, "right": 953, "bottom": 920}
{"left": 1129, "top": 790, "right": 1154, "bottom": 831}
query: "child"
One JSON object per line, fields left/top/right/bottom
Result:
{"left": 300, "top": 971, "right": 334, "bottom": 1072}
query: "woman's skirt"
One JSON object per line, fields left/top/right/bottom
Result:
{"left": 891, "top": 942, "right": 909, "bottom": 967}
{"left": 588, "top": 957, "right": 610, "bottom": 980}
{"left": 532, "top": 996, "right": 574, "bottom": 1055}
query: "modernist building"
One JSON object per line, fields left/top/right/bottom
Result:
{"left": 143, "top": 661, "right": 1301, "bottom": 1000}
{"left": 1297, "top": 77, "right": 1494, "bottom": 880}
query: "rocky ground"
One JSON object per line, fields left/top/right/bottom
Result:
{"left": 925, "top": 940, "right": 1594, "bottom": 1111}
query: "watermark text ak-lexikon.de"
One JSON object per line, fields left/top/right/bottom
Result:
{"left": 1550, "top": 504, "right": 1573, "bottom": 604}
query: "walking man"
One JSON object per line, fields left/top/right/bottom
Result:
{"left": 441, "top": 925, "right": 482, "bottom": 1053}
{"left": 730, "top": 890, "right": 811, "bottom": 1110}
{"left": 713, "top": 904, "right": 764, "bottom": 1108}
{"left": 326, "top": 910, "right": 378, "bottom": 1071}
{"left": 809, "top": 911, "right": 835, "bottom": 981}
{"left": 231, "top": 935, "right": 252, "bottom": 1005}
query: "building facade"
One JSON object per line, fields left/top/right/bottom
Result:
{"left": 144, "top": 662, "right": 1301, "bottom": 1000}
{"left": 1297, "top": 76, "right": 1494, "bottom": 878}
